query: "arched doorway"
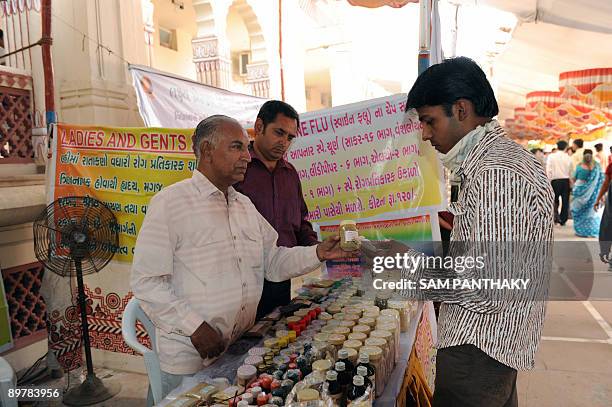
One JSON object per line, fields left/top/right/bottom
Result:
{"left": 191, "top": 0, "right": 269, "bottom": 97}
{"left": 191, "top": 0, "right": 230, "bottom": 88}
{"left": 225, "top": 0, "right": 269, "bottom": 97}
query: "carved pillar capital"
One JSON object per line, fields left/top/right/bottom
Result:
{"left": 246, "top": 61, "right": 270, "bottom": 98}
{"left": 192, "top": 36, "right": 230, "bottom": 89}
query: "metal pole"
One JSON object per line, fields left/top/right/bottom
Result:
{"left": 418, "top": 0, "right": 431, "bottom": 75}
{"left": 278, "top": 0, "right": 285, "bottom": 101}
{"left": 41, "top": 0, "right": 56, "bottom": 129}
{"left": 75, "top": 260, "right": 95, "bottom": 379}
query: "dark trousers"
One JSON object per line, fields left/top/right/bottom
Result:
{"left": 433, "top": 345, "right": 518, "bottom": 407}
{"left": 551, "top": 178, "right": 570, "bottom": 225}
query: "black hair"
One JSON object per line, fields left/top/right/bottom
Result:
{"left": 405, "top": 56, "right": 498, "bottom": 117}
{"left": 556, "top": 140, "right": 568, "bottom": 151}
{"left": 583, "top": 149, "right": 593, "bottom": 156}
{"left": 594, "top": 143, "right": 603, "bottom": 152}
{"left": 256, "top": 100, "right": 299, "bottom": 130}
{"left": 573, "top": 138, "right": 584, "bottom": 148}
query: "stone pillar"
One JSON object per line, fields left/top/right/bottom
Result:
{"left": 141, "top": 0, "right": 155, "bottom": 67}
{"left": 192, "top": 35, "right": 230, "bottom": 89}
{"left": 246, "top": 61, "right": 270, "bottom": 98}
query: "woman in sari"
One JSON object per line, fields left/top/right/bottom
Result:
{"left": 571, "top": 149, "right": 604, "bottom": 237}
{"left": 595, "top": 161, "right": 612, "bottom": 270}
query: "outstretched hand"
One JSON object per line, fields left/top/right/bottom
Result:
{"left": 316, "top": 235, "right": 360, "bottom": 261}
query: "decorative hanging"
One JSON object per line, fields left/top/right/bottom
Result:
{"left": 505, "top": 67, "right": 612, "bottom": 141}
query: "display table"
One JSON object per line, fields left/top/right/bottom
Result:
{"left": 157, "top": 302, "right": 426, "bottom": 407}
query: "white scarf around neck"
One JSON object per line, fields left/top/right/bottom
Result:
{"left": 439, "top": 119, "right": 498, "bottom": 182}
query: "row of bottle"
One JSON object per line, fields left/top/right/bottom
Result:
{"left": 325, "top": 353, "right": 375, "bottom": 406}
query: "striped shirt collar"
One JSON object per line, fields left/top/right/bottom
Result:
{"left": 191, "top": 169, "right": 239, "bottom": 201}
{"left": 456, "top": 121, "right": 506, "bottom": 179}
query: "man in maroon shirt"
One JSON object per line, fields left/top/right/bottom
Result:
{"left": 235, "top": 101, "right": 319, "bottom": 318}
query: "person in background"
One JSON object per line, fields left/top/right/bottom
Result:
{"left": 234, "top": 100, "right": 319, "bottom": 319}
{"left": 594, "top": 143, "right": 607, "bottom": 168}
{"left": 609, "top": 146, "right": 612, "bottom": 167}
{"left": 531, "top": 148, "right": 545, "bottom": 168}
{"left": 570, "top": 138, "right": 585, "bottom": 174}
{"left": 547, "top": 140, "right": 573, "bottom": 226}
{"left": 571, "top": 149, "right": 604, "bottom": 237}
{"left": 595, "top": 159, "right": 612, "bottom": 271}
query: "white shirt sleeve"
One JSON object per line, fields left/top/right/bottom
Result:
{"left": 256, "top": 210, "right": 322, "bottom": 282}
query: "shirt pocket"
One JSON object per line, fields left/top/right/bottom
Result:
{"left": 241, "top": 226, "right": 264, "bottom": 270}
{"left": 179, "top": 229, "right": 228, "bottom": 274}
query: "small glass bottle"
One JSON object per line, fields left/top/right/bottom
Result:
{"left": 347, "top": 375, "right": 367, "bottom": 404}
{"left": 326, "top": 370, "right": 342, "bottom": 405}
{"left": 337, "top": 349, "right": 355, "bottom": 374}
{"left": 355, "top": 353, "right": 376, "bottom": 389}
{"left": 335, "top": 361, "right": 352, "bottom": 388}
{"left": 356, "top": 366, "right": 373, "bottom": 400}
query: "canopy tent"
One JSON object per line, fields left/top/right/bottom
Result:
{"left": 452, "top": 0, "right": 612, "bottom": 141}
{"left": 457, "top": 0, "right": 612, "bottom": 34}
{"left": 492, "top": 20, "right": 612, "bottom": 125}
{"left": 505, "top": 67, "right": 612, "bottom": 141}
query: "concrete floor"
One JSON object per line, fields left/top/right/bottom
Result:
{"left": 516, "top": 222, "right": 612, "bottom": 407}
{"left": 27, "top": 221, "right": 612, "bottom": 407}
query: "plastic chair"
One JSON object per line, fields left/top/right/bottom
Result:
{"left": 121, "top": 297, "right": 163, "bottom": 405}
{"left": 0, "top": 356, "right": 18, "bottom": 407}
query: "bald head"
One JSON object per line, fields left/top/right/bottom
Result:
{"left": 193, "top": 115, "right": 243, "bottom": 160}
{"left": 194, "top": 115, "right": 251, "bottom": 193}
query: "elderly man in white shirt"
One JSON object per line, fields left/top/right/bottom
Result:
{"left": 547, "top": 140, "right": 573, "bottom": 225}
{"left": 131, "top": 115, "right": 355, "bottom": 403}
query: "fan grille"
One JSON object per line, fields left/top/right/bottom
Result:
{"left": 33, "top": 196, "right": 119, "bottom": 276}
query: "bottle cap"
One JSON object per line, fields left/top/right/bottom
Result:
{"left": 353, "top": 375, "right": 365, "bottom": 386}
{"left": 335, "top": 361, "right": 346, "bottom": 372}
{"left": 338, "top": 349, "right": 349, "bottom": 359}
{"left": 357, "top": 366, "right": 368, "bottom": 377}
{"left": 358, "top": 353, "right": 370, "bottom": 364}
{"left": 297, "top": 389, "right": 319, "bottom": 402}
{"left": 312, "top": 359, "right": 332, "bottom": 372}
{"left": 326, "top": 370, "right": 338, "bottom": 381}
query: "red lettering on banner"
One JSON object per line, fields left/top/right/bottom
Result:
{"left": 61, "top": 129, "right": 104, "bottom": 148}
{"left": 107, "top": 132, "right": 136, "bottom": 148}
{"left": 140, "top": 133, "right": 187, "bottom": 152}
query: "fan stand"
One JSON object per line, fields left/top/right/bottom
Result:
{"left": 62, "top": 255, "right": 121, "bottom": 406}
